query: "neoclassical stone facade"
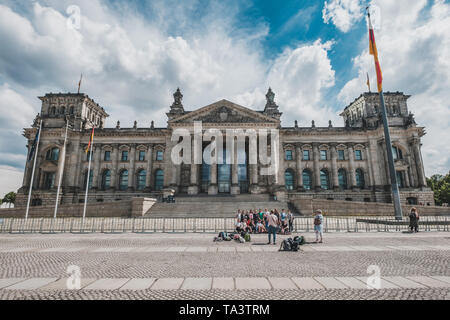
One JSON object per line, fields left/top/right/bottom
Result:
{"left": 16, "top": 88, "right": 434, "bottom": 208}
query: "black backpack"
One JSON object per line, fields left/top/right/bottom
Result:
{"left": 280, "top": 239, "right": 292, "bottom": 251}
{"left": 293, "top": 235, "right": 305, "bottom": 245}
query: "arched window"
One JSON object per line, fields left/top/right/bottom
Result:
{"left": 51, "top": 106, "right": 56, "bottom": 115}
{"left": 46, "top": 148, "right": 59, "bottom": 161}
{"left": 119, "top": 170, "right": 128, "bottom": 191}
{"left": 136, "top": 169, "right": 146, "bottom": 191}
{"left": 356, "top": 168, "right": 365, "bottom": 188}
{"left": 338, "top": 168, "right": 347, "bottom": 189}
{"left": 302, "top": 169, "right": 312, "bottom": 190}
{"left": 84, "top": 170, "right": 93, "bottom": 190}
{"left": 69, "top": 106, "right": 74, "bottom": 115}
{"left": 60, "top": 106, "right": 66, "bottom": 114}
{"left": 101, "top": 170, "right": 111, "bottom": 190}
{"left": 392, "top": 146, "right": 403, "bottom": 160}
{"left": 320, "top": 169, "right": 330, "bottom": 190}
{"left": 285, "top": 169, "right": 294, "bottom": 190}
{"left": 154, "top": 169, "right": 164, "bottom": 191}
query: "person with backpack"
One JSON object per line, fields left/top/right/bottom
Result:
{"left": 313, "top": 209, "right": 324, "bottom": 243}
{"left": 267, "top": 211, "right": 279, "bottom": 245}
{"left": 409, "top": 207, "right": 419, "bottom": 232}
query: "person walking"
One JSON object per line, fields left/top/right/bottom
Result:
{"left": 313, "top": 209, "right": 324, "bottom": 243}
{"left": 267, "top": 210, "right": 279, "bottom": 245}
{"left": 409, "top": 207, "right": 419, "bottom": 232}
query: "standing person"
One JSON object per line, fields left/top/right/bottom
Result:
{"left": 313, "top": 209, "right": 324, "bottom": 243}
{"left": 267, "top": 210, "right": 279, "bottom": 245}
{"left": 409, "top": 207, "right": 419, "bottom": 232}
{"left": 288, "top": 210, "right": 294, "bottom": 232}
{"left": 236, "top": 209, "right": 241, "bottom": 223}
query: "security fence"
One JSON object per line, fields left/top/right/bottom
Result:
{"left": 0, "top": 216, "right": 449, "bottom": 234}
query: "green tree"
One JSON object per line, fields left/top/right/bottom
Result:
{"left": 2, "top": 192, "right": 16, "bottom": 208}
{"left": 427, "top": 172, "right": 450, "bottom": 206}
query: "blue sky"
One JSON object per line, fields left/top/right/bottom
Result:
{"left": 0, "top": 0, "right": 449, "bottom": 197}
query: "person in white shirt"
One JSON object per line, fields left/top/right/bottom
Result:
{"left": 313, "top": 209, "right": 324, "bottom": 243}
{"left": 267, "top": 210, "right": 279, "bottom": 245}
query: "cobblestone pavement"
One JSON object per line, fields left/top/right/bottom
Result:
{"left": 0, "top": 232, "right": 449, "bottom": 300}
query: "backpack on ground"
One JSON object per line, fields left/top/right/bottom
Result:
{"left": 244, "top": 233, "right": 251, "bottom": 242}
{"left": 233, "top": 234, "right": 240, "bottom": 240}
{"left": 238, "top": 236, "right": 246, "bottom": 243}
{"left": 279, "top": 238, "right": 292, "bottom": 251}
{"left": 293, "top": 235, "right": 305, "bottom": 245}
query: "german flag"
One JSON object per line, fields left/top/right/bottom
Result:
{"left": 85, "top": 127, "right": 95, "bottom": 153}
{"left": 368, "top": 13, "right": 382, "bottom": 92}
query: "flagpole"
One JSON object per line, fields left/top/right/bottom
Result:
{"left": 53, "top": 118, "right": 69, "bottom": 219}
{"left": 82, "top": 128, "right": 94, "bottom": 226}
{"left": 367, "top": 9, "right": 403, "bottom": 220}
{"left": 25, "top": 120, "right": 42, "bottom": 220}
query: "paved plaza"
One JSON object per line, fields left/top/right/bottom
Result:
{"left": 0, "top": 231, "right": 449, "bottom": 300}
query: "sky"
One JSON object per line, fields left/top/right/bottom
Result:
{"left": 0, "top": 0, "right": 449, "bottom": 197}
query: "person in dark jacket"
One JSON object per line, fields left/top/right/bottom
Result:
{"left": 409, "top": 207, "right": 419, "bottom": 232}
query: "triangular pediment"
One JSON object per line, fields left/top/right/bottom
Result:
{"left": 169, "top": 99, "right": 279, "bottom": 124}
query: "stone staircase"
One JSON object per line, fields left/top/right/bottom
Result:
{"left": 145, "top": 194, "right": 290, "bottom": 217}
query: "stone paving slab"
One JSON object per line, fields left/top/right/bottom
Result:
{"left": 268, "top": 277, "right": 297, "bottom": 290}
{"left": 236, "top": 247, "right": 252, "bottom": 252}
{"left": 217, "top": 247, "right": 236, "bottom": 252}
{"left": 430, "top": 276, "right": 450, "bottom": 284}
{"left": 382, "top": 276, "right": 427, "bottom": 289}
{"left": 151, "top": 278, "right": 184, "bottom": 290}
{"left": 5, "top": 278, "right": 58, "bottom": 290}
{"left": 112, "top": 247, "right": 136, "bottom": 252}
{"left": 40, "top": 278, "right": 97, "bottom": 290}
{"left": 291, "top": 277, "right": 324, "bottom": 290}
{"left": 181, "top": 278, "right": 212, "bottom": 290}
{"left": 84, "top": 278, "right": 130, "bottom": 290}
{"left": 212, "top": 278, "right": 234, "bottom": 290}
{"left": 314, "top": 277, "right": 349, "bottom": 289}
{"left": 119, "top": 278, "right": 156, "bottom": 291}
{"left": 90, "top": 248, "right": 116, "bottom": 253}
{"left": 0, "top": 278, "right": 26, "bottom": 289}
{"left": 335, "top": 277, "right": 367, "bottom": 289}
{"left": 356, "top": 277, "right": 400, "bottom": 289}
{"left": 406, "top": 276, "right": 450, "bottom": 288}
{"left": 235, "top": 277, "right": 271, "bottom": 290}
{"left": 185, "top": 247, "right": 208, "bottom": 252}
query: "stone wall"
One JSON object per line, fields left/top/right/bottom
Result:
{"left": 290, "top": 197, "right": 450, "bottom": 217}
{"left": 0, "top": 197, "right": 157, "bottom": 218}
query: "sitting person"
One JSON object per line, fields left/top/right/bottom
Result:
{"left": 256, "top": 220, "right": 266, "bottom": 233}
{"left": 281, "top": 220, "right": 289, "bottom": 234}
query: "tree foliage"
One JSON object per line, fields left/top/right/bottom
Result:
{"left": 2, "top": 192, "right": 16, "bottom": 208}
{"left": 427, "top": 172, "right": 450, "bottom": 206}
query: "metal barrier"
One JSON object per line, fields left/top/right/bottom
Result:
{"left": 0, "top": 216, "right": 449, "bottom": 234}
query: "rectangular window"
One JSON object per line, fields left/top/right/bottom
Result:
{"left": 338, "top": 150, "right": 345, "bottom": 160}
{"left": 285, "top": 150, "right": 293, "bottom": 161}
{"left": 156, "top": 150, "right": 163, "bottom": 161}
{"left": 320, "top": 150, "right": 327, "bottom": 160}
{"left": 86, "top": 152, "right": 92, "bottom": 161}
{"left": 104, "top": 151, "right": 111, "bottom": 161}
{"left": 355, "top": 150, "right": 362, "bottom": 160}
{"left": 121, "top": 151, "right": 128, "bottom": 161}
{"left": 139, "top": 150, "right": 146, "bottom": 161}
{"left": 302, "top": 150, "right": 310, "bottom": 161}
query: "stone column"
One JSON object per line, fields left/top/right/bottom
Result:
{"left": 22, "top": 142, "right": 32, "bottom": 187}
{"left": 313, "top": 143, "right": 320, "bottom": 190}
{"left": 231, "top": 138, "right": 240, "bottom": 195}
{"left": 208, "top": 162, "right": 218, "bottom": 195}
{"left": 128, "top": 144, "right": 136, "bottom": 190}
{"left": 368, "top": 139, "right": 381, "bottom": 188}
{"left": 413, "top": 139, "right": 426, "bottom": 187}
{"left": 296, "top": 145, "right": 303, "bottom": 191}
{"left": 404, "top": 170, "right": 410, "bottom": 188}
{"left": 92, "top": 144, "right": 101, "bottom": 189}
{"left": 110, "top": 144, "right": 119, "bottom": 190}
{"left": 330, "top": 143, "right": 339, "bottom": 190}
{"left": 145, "top": 144, "right": 153, "bottom": 190}
{"left": 54, "top": 142, "right": 65, "bottom": 189}
{"left": 348, "top": 144, "right": 357, "bottom": 188}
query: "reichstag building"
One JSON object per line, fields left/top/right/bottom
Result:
{"left": 16, "top": 88, "right": 434, "bottom": 207}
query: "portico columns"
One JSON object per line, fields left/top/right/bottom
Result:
{"left": 413, "top": 139, "right": 426, "bottom": 187}
{"left": 231, "top": 138, "right": 240, "bottom": 195}
{"left": 348, "top": 144, "right": 357, "bottom": 188}
{"left": 188, "top": 138, "right": 199, "bottom": 195}
{"left": 128, "top": 144, "right": 136, "bottom": 190}
{"left": 208, "top": 162, "right": 218, "bottom": 195}
{"left": 110, "top": 144, "right": 119, "bottom": 190}
{"left": 92, "top": 145, "right": 101, "bottom": 189}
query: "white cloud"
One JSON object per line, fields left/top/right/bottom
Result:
{"left": 0, "top": 165, "right": 23, "bottom": 199}
{"left": 338, "top": 0, "right": 450, "bottom": 175}
{"left": 322, "top": 0, "right": 364, "bottom": 32}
